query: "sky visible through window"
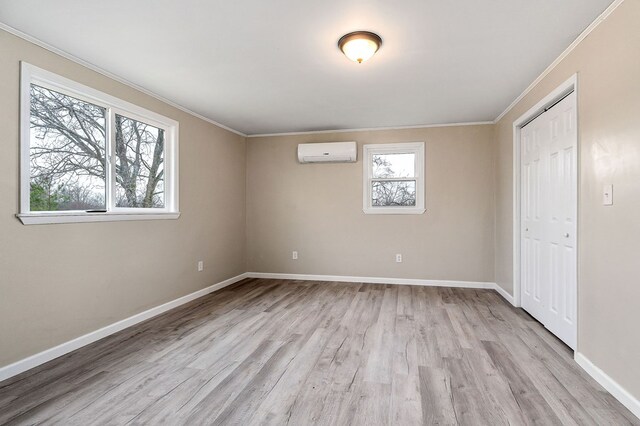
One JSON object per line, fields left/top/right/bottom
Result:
{"left": 372, "top": 153, "right": 415, "bottom": 178}
{"left": 29, "top": 84, "right": 165, "bottom": 211}
{"left": 29, "top": 84, "right": 107, "bottom": 211}
{"left": 371, "top": 152, "right": 417, "bottom": 206}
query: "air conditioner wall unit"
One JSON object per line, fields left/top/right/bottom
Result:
{"left": 297, "top": 141, "right": 357, "bottom": 163}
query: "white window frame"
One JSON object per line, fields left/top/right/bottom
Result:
{"left": 18, "top": 62, "right": 180, "bottom": 225}
{"left": 362, "top": 142, "right": 425, "bottom": 215}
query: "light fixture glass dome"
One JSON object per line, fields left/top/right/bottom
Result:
{"left": 338, "top": 31, "right": 382, "bottom": 64}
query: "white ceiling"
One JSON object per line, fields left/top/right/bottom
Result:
{"left": 0, "top": 0, "right": 613, "bottom": 135}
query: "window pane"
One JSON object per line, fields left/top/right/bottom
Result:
{"left": 372, "top": 153, "right": 415, "bottom": 178}
{"left": 29, "top": 84, "right": 107, "bottom": 211}
{"left": 372, "top": 180, "right": 416, "bottom": 206}
{"left": 115, "top": 115, "right": 165, "bottom": 208}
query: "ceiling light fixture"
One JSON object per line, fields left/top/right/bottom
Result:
{"left": 338, "top": 31, "right": 382, "bottom": 64}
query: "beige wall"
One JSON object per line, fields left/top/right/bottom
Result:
{"left": 247, "top": 125, "right": 495, "bottom": 282}
{"left": 494, "top": 0, "right": 640, "bottom": 398}
{"left": 0, "top": 30, "right": 247, "bottom": 367}
{"left": 3, "top": 0, "right": 639, "bottom": 405}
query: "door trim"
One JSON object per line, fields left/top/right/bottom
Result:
{"left": 512, "top": 74, "right": 579, "bottom": 313}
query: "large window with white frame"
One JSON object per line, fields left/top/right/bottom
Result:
{"left": 363, "top": 142, "right": 425, "bottom": 214}
{"left": 19, "top": 63, "right": 179, "bottom": 225}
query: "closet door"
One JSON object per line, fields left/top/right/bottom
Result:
{"left": 521, "top": 113, "right": 547, "bottom": 324}
{"left": 521, "top": 92, "right": 577, "bottom": 350}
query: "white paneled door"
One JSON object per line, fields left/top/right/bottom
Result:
{"left": 521, "top": 91, "right": 577, "bottom": 350}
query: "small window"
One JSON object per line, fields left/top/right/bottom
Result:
{"left": 363, "top": 142, "right": 425, "bottom": 214}
{"left": 19, "top": 63, "right": 179, "bottom": 224}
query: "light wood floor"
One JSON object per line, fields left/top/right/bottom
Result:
{"left": 0, "top": 278, "right": 637, "bottom": 425}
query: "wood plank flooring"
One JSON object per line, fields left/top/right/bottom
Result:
{"left": 0, "top": 278, "right": 637, "bottom": 425}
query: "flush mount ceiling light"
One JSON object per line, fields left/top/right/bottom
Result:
{"left": 338, "top": 31, "right": 382, "bottom": 64}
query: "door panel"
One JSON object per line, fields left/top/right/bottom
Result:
{"left": 521, "top": 119, "right": 546, "bottom": 322}
{"left": 520, "top": 91, "right": 577, "bottom": 349}
{"left": 550, "top": 242, "right": 559, "bottom": 314}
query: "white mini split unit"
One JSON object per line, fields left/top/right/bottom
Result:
{"left": 297, "top": 141, "right": 357, "bottom": 163}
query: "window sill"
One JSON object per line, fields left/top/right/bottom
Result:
{"left": 17, "top": 212, "right": 181, "bottom": 225}
{"left": 363, "top": 207, "right": 426, "bottom": 215}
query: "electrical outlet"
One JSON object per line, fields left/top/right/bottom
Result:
{"left": 396, "top": 254, "right": 402, "bottom": 263}
{"left": 292, "top": 251, "right": 298, "bottom": 260}
{"left": 197, "top": 261, "right": 204, "bottom": 272}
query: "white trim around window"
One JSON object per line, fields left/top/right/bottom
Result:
{"left": 18, "top": 62, "right": 180, "bottom": 225}
{"left": 362, "top": 142, "right": 425, "bottom": 215}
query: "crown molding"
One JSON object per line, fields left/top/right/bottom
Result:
{"left": 493, "top": 0, "right": 625, "bottom": 124}
{"left": 0, "top": 22, "right": 247, "bottom": 138}
{"left": 247, "top": 121, "right": 493, "bottom": 138}
{"left": 2, "top": 0, "right": 626, "bottom": 138}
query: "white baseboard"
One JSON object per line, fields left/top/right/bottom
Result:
{"left": 3, "top": 272, "right": 637, "bottom": 422}
{"left": 493, "top": 283, "right": 516, "bottom": 306}
{"left": 247, "top": 273, "right": 522, "bottom": 307}
{"left": 575, "top": 352, "right": 640, "bottom": 420}
{"left": 0, "top": 272, "right": 498, "bottom": 383}
{"left": 247, "top": 272, "right": 496, "bottom": 289}
{"left": 0, "top": 272, "right": 249, "bottom": 383}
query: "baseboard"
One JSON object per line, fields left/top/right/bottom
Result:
{"left": 0, "top": 272, "right": 497, "bottom": 383}
{"left": 247, "top": 272, "right": 496, "bottom": 289}
{"left": 574, "top": 352, "right": 640, "bottom": 419}
{"left": 0, "top": 272, "right": 249, "bottom": 383}
{"left": 4, "top": 273, "right": 637, "bottom": 422}
{"left": 493, "top": 283, "right": 516, "bottom": 306}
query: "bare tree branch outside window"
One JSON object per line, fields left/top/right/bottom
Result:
{"left": 371, "top": 154, "right": 416, "bottom": 206}
{"left": 114, "top": 115, "right": 165, "bottom": 208}
{"left": 29, "top": 85, "right": 164, "bottom": 211}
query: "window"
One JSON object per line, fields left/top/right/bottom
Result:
{"left": 363, "top": 142, "right": 425, "bottom": 214}
{"left": 19, "top": 63, "right": 179, "bottom": 224}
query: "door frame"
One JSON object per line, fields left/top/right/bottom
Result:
{"left": 512, "top": 74, "right": 579, "bottom": 311}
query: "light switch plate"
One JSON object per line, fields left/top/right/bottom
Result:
{"left": 603, "top": 184, "right": 613, "bottom": 206}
